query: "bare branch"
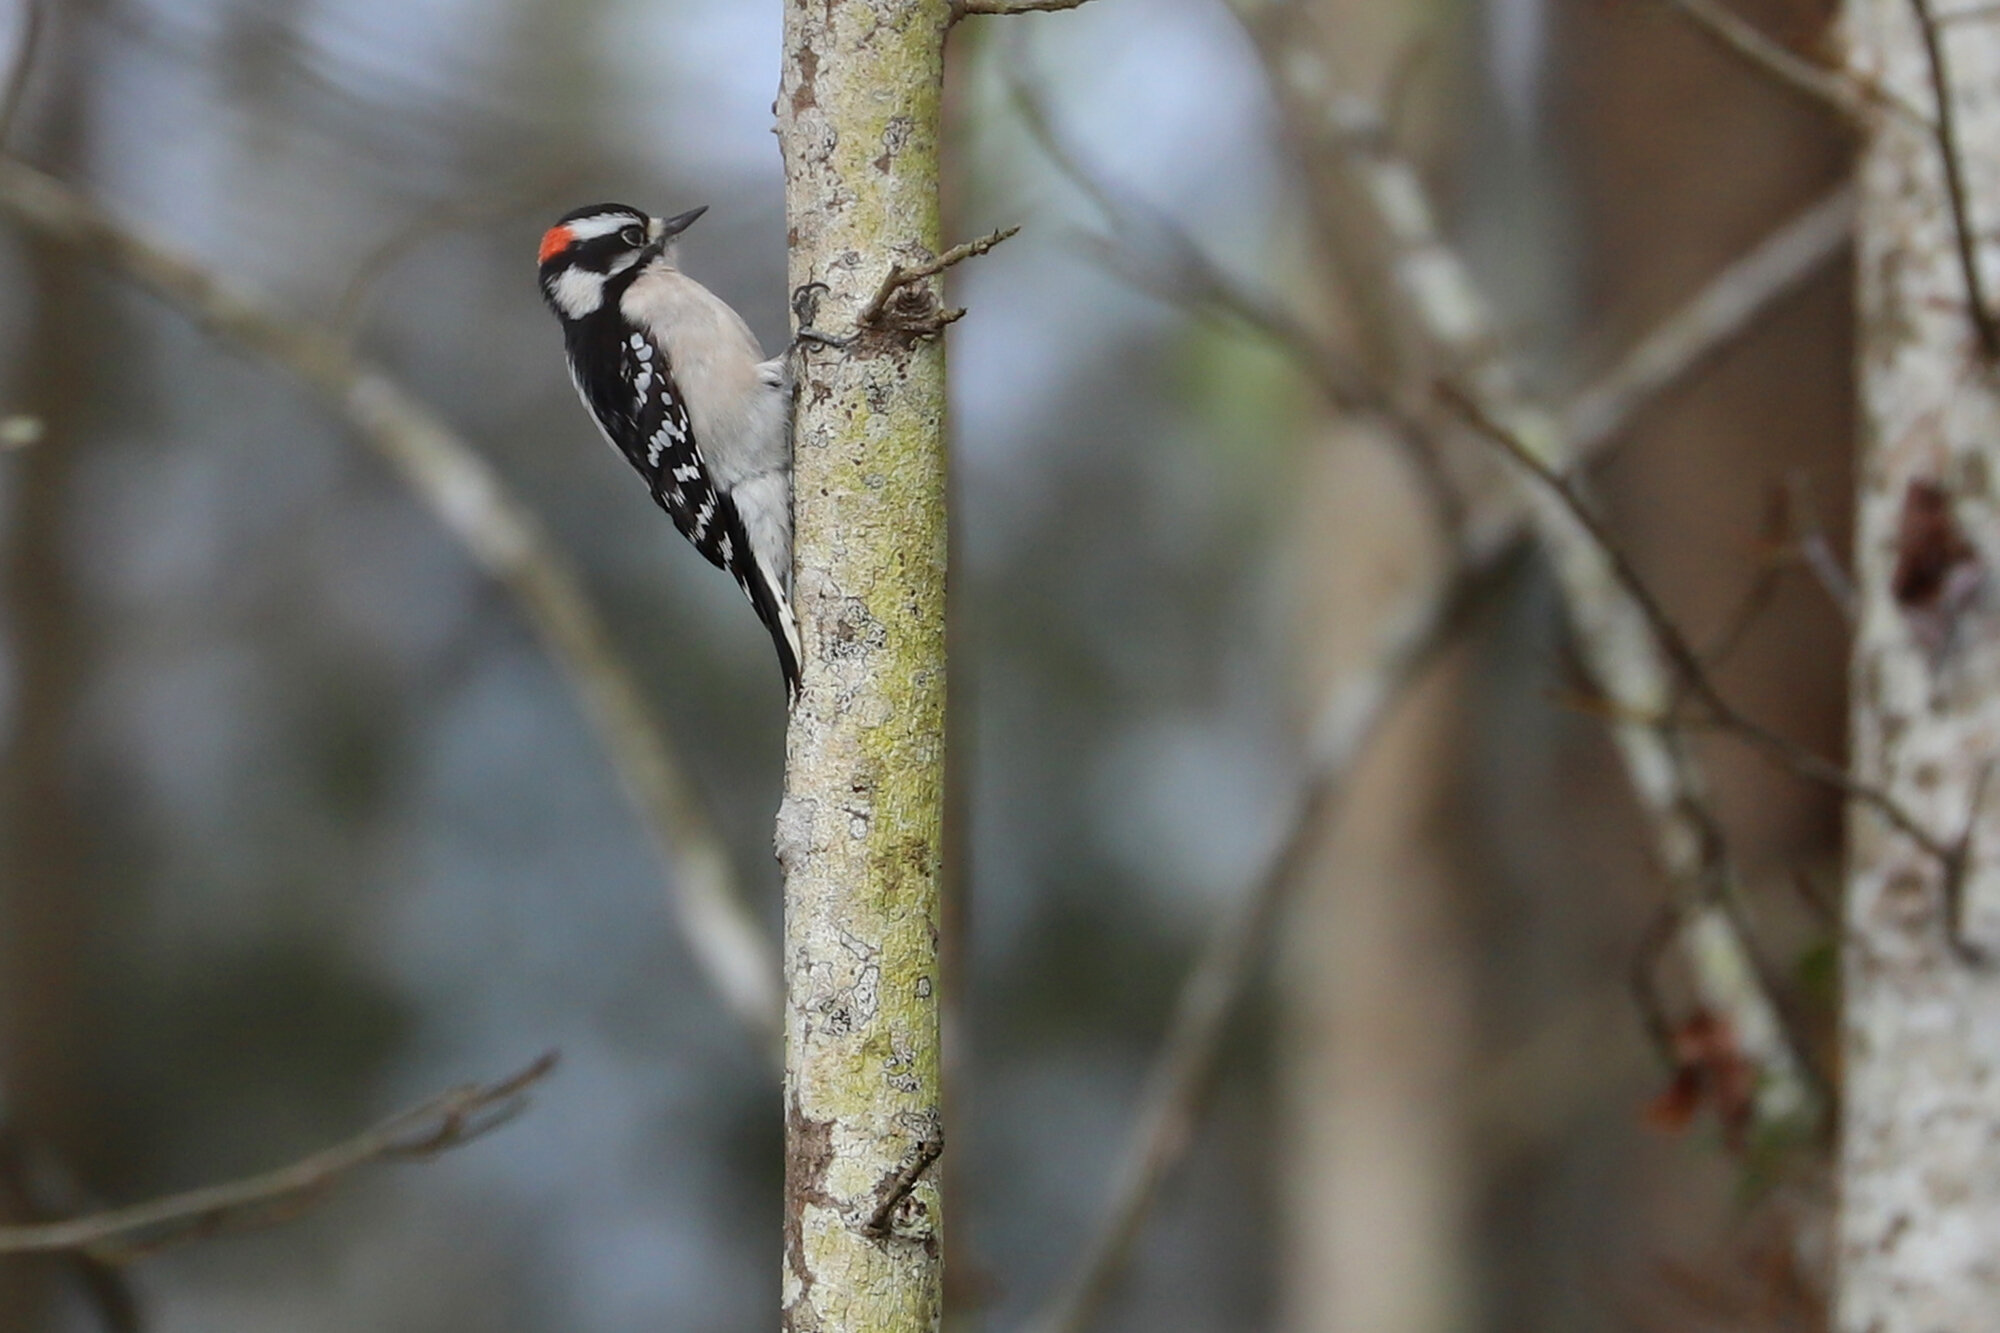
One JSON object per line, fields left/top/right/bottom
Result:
{"left": 998, "top": 60, "right": 1489, "bottom": 559}
{"left": 1800, "top": 531, "right": 1859, "bottom": 622}
{"left": 0, "top": 1130, "right": 142, "bottom": 1329}
{"left": 1775, "top": 471, "right": 1857, "bottom": 622}
{"left": 953, "top": 0, "right": 1095, "bottom": 17}
{"left": 0, "top": 1054, "right": 556, "bottom": 1259}
{"left": 1230, "top": 0, "right": 1822, "bottom": 1135}
{"left": 1004, "top": 67, "right": 1380, "bottom": 414}
{"left": 1658, "top": 0, "right": 1894, "bottom": 121}
{"left": 0, "top": 0, "right": 44, "bottom": 149}
{"left": 0, "top": 157, "right": 783, "bottom": 1046}
{"left": 856, "top": 224, "right": 1020, "bottom": 329}
{"left": 1560, "top": 182, "right": 1855, "bottom": 458}
{"left": 1907, "top": 0, "right": 2000, "bottom": 357}
{"left": 1442, "top": 384, "right": 1955, "bottom": 863}
{"left": 1698, "top": 534, "right": 1788, "bottom": 674}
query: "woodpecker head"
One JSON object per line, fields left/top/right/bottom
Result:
{"left": 537, "top": 202, "right": 708, "bottom": 320}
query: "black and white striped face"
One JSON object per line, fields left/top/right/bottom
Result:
{"left": 536, "top": 202, "right": 707, "bottom": 320}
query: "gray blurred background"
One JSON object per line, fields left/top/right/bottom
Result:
{"left": 0, "top": 0, "right": 1849, "bottom": 1329}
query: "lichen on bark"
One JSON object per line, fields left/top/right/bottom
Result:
{"left": 775, "top": 1, "right": 951, "bottom": 1330}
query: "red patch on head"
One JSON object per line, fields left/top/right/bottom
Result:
{"left": 538, "top": 224, "right": 575, "bottom": 265}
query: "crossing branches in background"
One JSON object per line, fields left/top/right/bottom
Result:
{"left": 1019, "top": 37, "right": 1855, "bottom": 1330}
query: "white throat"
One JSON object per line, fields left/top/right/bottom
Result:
{"left": 548, "top": 267, "right": 607, "bottom": 318}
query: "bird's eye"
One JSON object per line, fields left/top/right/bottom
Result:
{"left": 620, "top": 224, "right": 648, "bottom": 247}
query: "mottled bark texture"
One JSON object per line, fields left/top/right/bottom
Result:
{"left": 775, "top": 3, "right": 950, "bottom": 1332}
{"left": 1841, "top": 3, "right": 2000, "bottom": 1329}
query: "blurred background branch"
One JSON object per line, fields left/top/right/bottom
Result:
{"left": 0, "top": 1053, "right": 555, "bottom": 1260}
{"left": 0, "top": 156, "right": 782, "bottom": 1048}
{"left": 1025, "top": 187, "right": 1851, "bottom": 1333}
{"left": 1239, "top": 22, "right": 1821, "bottom": 1139}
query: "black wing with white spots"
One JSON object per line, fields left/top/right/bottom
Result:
{"left": 626, "top": 333, "right": 735, "bottom": 558}
{"left": 564, "top": 320, "right": 801, "bottom": 699}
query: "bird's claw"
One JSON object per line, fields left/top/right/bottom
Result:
{"left": 789, "top": 282, "right": 852, "bottom": 353}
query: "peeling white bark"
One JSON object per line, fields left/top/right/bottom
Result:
{"left": 1840, "top": 4, "right": 2000, "bottom": 1329}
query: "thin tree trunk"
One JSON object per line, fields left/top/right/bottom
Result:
{"left": 1276, "top": 5, "right": 1480, "bottom": 1326}
{"left": 775, "top": 3, "right": 950, "bottom": 1330}
{"left": 0, "top": 13, "right": 100, "bottom": 1327}
{"left": 1840, "top": 2, "right": 2000, "bottom": 1328}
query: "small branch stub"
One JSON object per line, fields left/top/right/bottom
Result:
{"left": 862, "top": 1131, "right": 943, "bottom": 1239}
{"left": 952, "top": 0, "right": 1097, "bottom": 19}
{"left": 793, "top": 227, "right": 1018, "bottom": 350}
{"left": 859, "top": 225, "right": 1019, "bottom": 327}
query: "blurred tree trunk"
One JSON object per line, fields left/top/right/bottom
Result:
{"left": 1278, "top": 3, "right": 1480, "bottom": 1328}
{"left": 0, "top": 12, "right": 103, "bottom": 1329}
{"left": 775, "top": 2, "right": 950, "bottom": 1331}
{"left": 1839, "top": 2, "right": 2000, "bottom": 1328}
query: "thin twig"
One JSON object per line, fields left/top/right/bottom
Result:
{"left": 0, "top": 0, "right": 43, "bottom": 150}
{"left": 1907, "top": 0, "right": 2000, "bottom": 358}
{"left": 1700, "top": 543, "right": 1787, "bottom": 674}
{"left": 0, "top": 1129, "right": 143, "bottom": 1329}
{"left": 857, "top": 225, "right": 1020, "bottom": 327}
{"left": 1783, "top": 470, "right": 1858, "bottom": 622}
{"left": 1658, "top": 0, "right": 1908, "bottom": 122}
{"left": 998, "top": 58, "right": 1466, "bottom": 551}
{"left": 1004, "top": 67, "right": 1380, "bottom": 413}
{"left": 1560, "top": 182, "right": 1855, "bottom": 458}
{"left": 953, "top": 0, "right": 1096, "bottom": 17}
{"left": 0, "top": 1054, "right": 556, "bottom": 1259}
{"left": 1800, "top": 530, "right": 1858, "bottom": 621}
{"left": 0, "top": 156, "right": 784, "bottom": 1047}
{"left": 1692, "top": 483, "right": 1809, "bottom": 673}
{"left": 1443, "top": 383, "right": 1955, "bottom": 863}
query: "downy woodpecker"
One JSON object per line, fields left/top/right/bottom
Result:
{"left": 538, "top": 202, "right": 801, "bottom": 702}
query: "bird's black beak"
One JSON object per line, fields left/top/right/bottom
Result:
{"left": 651, "top": 205, "right": 709, "bottom": 244}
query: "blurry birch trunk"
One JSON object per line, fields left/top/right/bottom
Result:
{"left": 1277, "top": 3, "right": 1478, "bottom": 1327}
{"left": 1839, "top": 3, "right": 2000, "bottom": 1328}
{"left": 775, "top": 3, "right": 950, "bottom": 1331}
{"left": 1283, "top": 443, "right": 1474, "bottom": 1333}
